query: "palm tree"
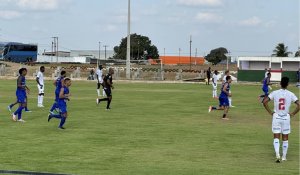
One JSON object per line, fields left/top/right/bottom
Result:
{"left": 295, "top": 48, "right": 300, "bottom": 57}
{"left": 272, "top": 43, "right": 292, "bottom": 57}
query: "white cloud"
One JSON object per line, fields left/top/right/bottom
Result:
{"left": 103, "top": 24, "right": 118, "bottom": 32}
{"left": 195, "top": 12, "right": 223, "bottom": 23}
{"left": 0, "top": 10, "right": 23, "bottom": 19}
{"left": 239, "top": 16, "right": 262, "bottom": 26}
{"left": 177, "top": 0, "right": 222, "bottom": 7}
{"left": 14, "top": 0, "right": 72, "bottom": 10}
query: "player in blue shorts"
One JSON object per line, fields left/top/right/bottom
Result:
{"left": 48, "top": 78, "right": 71, "bottom": 129}
{"left": 11, "top": 68, "right": 30, "bottom": 122}
{"left": 49, "top": 70, "right": 66, "bottom": 114}
{"left": 209, "top": 76, "right": 232, "bottom": 120}
{"left": 96, "top": 68, "right": 114, "bottom": 110}
{"left": 259, "top": 72, "right": 271, "bottom": 103}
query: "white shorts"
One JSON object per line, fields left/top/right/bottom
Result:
{"left": 212, "top": 84, "right": 217, "bottom": 90}
{"left": 272, "top": 113, "right": 291, "bottom": 134}
{"left": 37, "top": 84, "right": 44, "bottom": 94}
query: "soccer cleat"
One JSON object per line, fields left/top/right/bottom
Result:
{"left": 222, "top": 117, "right": 229, "bottom": 120}
{"left": 38, "top": 105, "right": 45, "bottom": 108}
{"left": 106, "top": 108, "right": 111, "bottom": 111}
{"left": 59, "top": 126, "right": 66, "bottom": 129}
{"left": 208, "top": 106, "right": 212, "bottom": 113}
{"left": 230, "top": 105, "right": 235, "bottom": 108}
{"left": 275, "top": 156, "right": 281, "bottom": 163}
{"left": 48, "top": 114, "right": 52, "bottom": 122}
{"left": 17, "top": 119, "right": 26, "bottom": 122}
{"left": 281, "top": 157, "right": 287, "bottom": 161}
{"left": 96, "top": 98, "right": 100, "bottom": 105}
{"left": 25, "top": 110, "right": 32, "bottom": 112}
{"left": 7, "top": 105, "right": 12, "bottom": 112}
{"left": 12, "top": 114, "right": 17, "bottom": 121}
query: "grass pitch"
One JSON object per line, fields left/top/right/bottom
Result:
{"left": 0, "top": 79, "right": 299, "bottom": 175}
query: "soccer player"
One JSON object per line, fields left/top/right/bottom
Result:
{"left": 97, "top": 68, "right": 114, "bottom": 110}
{"left": 222, "top": 70, "right": 234, "bottom": 107}
{"left": 36, "top": 66, "right": 45, "bottom": 107}
{"left": 259, "top": 72, "right": 271, "bottom": 103}
{"left": 96, "top": 65, "right": 105, "bottom": 96}
{"left": 263, "top": 77, "right": 299, "bottom": 163}
{"left": 48, "top": 78, "right": 72, "bottom": 129}
{"left": 12, "top": 68, "right": 30, "bottom": 122}
{"left": 209, "top": 76, "right": 232, "bottom": 120}
{"left": 212, "top": 70, "right": 219, "bottom": 98}
{"left": 206, "top": 67, "right": 211, "bottom": 85}
{"left": 49, "top": 70, "right": 66, "bottom": 114}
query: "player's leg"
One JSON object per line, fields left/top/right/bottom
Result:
{"left": 8, "top": 100, "right": 18, "bottom": 112}
{"left": 13, "top": 93, "right": 26, "bottom": 122}
{"left": 281, "top": 115, "right": 291, "bottom": 161}
{"left": 272, "top": 113, "right": 281, "bottom": 162}
{"left": 221, "top": 98, "right": 230, "bottom": 120}
{"left": 97, "top": 88, "right": 109, "bottom": 104}
{"left": 59, "top": 112, "right": 67, "bottom": 129}
{"left": 24, "top": 96, "right": 31, "bottom": 112}
{"left": 105, "top": 88, "right": 112, "bottom": 110}
{"left": 97, "top": 83, "right": 101, "bottom": 96}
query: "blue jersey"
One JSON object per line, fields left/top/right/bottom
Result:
{"left": 17, "top": 76, "right": 26, "bottom": 92}
{"left": 16, "top": 76, "right": 27, "bottom": 103}
{"left": 219, "top": 82, "right": 230, "bottom": 98}
{"left": 262, "top": 77, "right": 269, "bottom": 90}
{"left": 58, "top": 86, "right": 69, "bottom": 103}
{"left": 57, "top": 86, "right": 69, "bottom": 113}
{"left": 55, "top": 77, "right": 64, "bottom": 100}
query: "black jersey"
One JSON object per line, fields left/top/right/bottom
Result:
{"left": 103, "top": 73, "right": 113, "bottom": 88}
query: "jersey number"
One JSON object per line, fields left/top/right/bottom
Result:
{"left": 279, "top": 98, "right": 285, "bottom": 110}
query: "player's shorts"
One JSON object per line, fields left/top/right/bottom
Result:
{"left": 219, "top": 96, "right": 229, "bottom": 107}
{"left": 212, "top": 83, "right": 217, "bottom": 90}
{"left": 262, "top": 87, "right": 268, "bottom": 96}
{"left": 272, "top": 113, "right": 290, "bottom": 134}
{"left": 37, "top": 84, "right": 44, "bottom": 94}
{"left": 104, "top": 87, "right": 112, "bottom": 97}
{"left": 16, "top": 90, "right": 26, "bottom": 103}
{"left": 58, "top": 101, "right": 67, "bottom": 113}
{"left": 97, "top": 82, "right": 103, "bottom": 89}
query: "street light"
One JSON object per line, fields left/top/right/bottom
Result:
{"left": 225, "top": 51, "right": 231, "bottom": 70}
{"left": 98, "top": 41, "right": 101, "bottom": 67}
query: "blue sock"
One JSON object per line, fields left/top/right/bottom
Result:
{"left": 212, "top": 107, "right": 217, "bottom": 110}
{"left": 50, "top": 103, "right": 57, "bottom": 112}
{"left": 25, "top": 107, "right": 29, "bottom": 111}
{"left": 14, "top": 106, "right": 24, "bottom": 115}
{"left": 9, "top": 104, "right": 14, "bottom": 108}
{"left": 50, "top": 114, "right": 62, "bottom": 119}
{"left": 18, "top": 110, "right": 22, "bottom": 120}
{"left": 59, "top": 117, "right": 66, "bottom": 128}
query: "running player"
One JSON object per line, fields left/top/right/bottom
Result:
{"left": 97, "top": 68, "right": 114, "bottom": 110}
{"left": 49, "top": 70, "right": 66, "bottom": 114}
{"left": 222, "top": 70, "right": 234, "bottom": 107}
{"left": 212, "top": 70, "right": 219, "bottom": 99}
{"left": 36, "top": 66, "right": 45, "bottom": 107}
{"left": 209, "top": 76, "right": 232, "bottom": 120}
{"left": 96, "top": 65, "right": 105, "bottom": 96}
{"left": 263, "top": 77, "right": 299, "bottom": 163}
{"left": 259, "top": 72, "right": 271, "bottom": 103}
{"left": 48, "top": 78, "right": 72, "bottom": 129}
{"left": 12, "top": 68, "right": 30, "bottom": 122}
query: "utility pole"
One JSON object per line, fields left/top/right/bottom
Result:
{"left": 98, "top": 42, "right": 101, "bottom": 67}
{"left": 179, "top": 48, "right": 181, "bottom": 65}
{"left": 126, "top": 0, "right": 131, "bottom": 79}
{"left": 103, "top": 45, "right": 109, "bottom": 61}
{"left": 189, "top": 35, "right": 192, "bottom": 70}
{"left": 52, "top": 37, "right": 58, "bottom": 62}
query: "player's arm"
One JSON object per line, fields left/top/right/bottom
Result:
{"left": 36, "top": 75, "right": 43, "bottom": 88}
{"left": 222, "top": 83, "right": 230, "bottom": 96}
{"left": 17, "top": 76, "right": 23, "bottom": 89}
{"left": 59, "top": 88, "right": 69, "bottom": 100}
{"left": 106, "top": 79, "right": 114, "bottom": 89}
{"left": 212, "top": 77, "right": 215, "bottom": 85}
{"left": 96, "top": 73, "right": 100, "bottom": 83}
{"left": 263, "top": 97, "right": 273, "bottom": 116}
{"left": 290, "top": 100, "right": 300, "bottom": 117}
{"left": 53, "top": 80, "right": 57, "bottom": 86}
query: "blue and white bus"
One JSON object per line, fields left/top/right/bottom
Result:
{"left": 0, "top": 42, "right": 38, "bottom": 63}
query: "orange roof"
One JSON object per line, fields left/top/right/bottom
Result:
{"left": 150, "top": 56, "right": 205, "bottom": 65}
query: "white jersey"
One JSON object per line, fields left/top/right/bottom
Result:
{"left": 96, "top": 69, "right": 103, "bottom": 83}
{"left": 212, "top": 74, "right": 218, "bottom": 84}
{"left": 268, "top": 89, "right": 298, "bottom": 116}
{"left": 36, "top": 71, "right": 44, "bottom": 85}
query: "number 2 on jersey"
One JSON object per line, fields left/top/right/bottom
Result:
{"left": 279, "top": 98, "right": 285, "bottom": 110}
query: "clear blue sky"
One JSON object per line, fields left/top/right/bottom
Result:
{"left": 0, "top": 0, "right": 299, "bottom": 57}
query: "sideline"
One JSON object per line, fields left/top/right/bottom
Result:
{"left": 0, "top": 170, "right": 72, "bottom": 175}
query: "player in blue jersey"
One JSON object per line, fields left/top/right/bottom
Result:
{"left": 259, "top": 72, "right": 271, "bottom": 103}
{"left": 11, "top": 68, "right": 30, "bottom": 122}
{"left": 48, "top": 78, "right": 71, "bottom": 129}
{"left": 96, "top": 68, "right": 114, "bottom": 110}
{"left": 209, "top": 76, "right": 232, "bottom": 120}
{"left": 49, "top": 70, "right": 66, "bottom": 114}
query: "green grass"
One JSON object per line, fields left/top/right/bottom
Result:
{"left": 0, "top": 80, "right": 299, "bottom": 175}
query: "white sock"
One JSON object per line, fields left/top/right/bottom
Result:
{"left": 229, "top": 98, "right": 232, "bottom": 106}
{"left": 213, "top": 90, "right": 217, "bottom": 97}
{"left": 282, "top": 140, "right": 289, "bottom": 158}
{"left": 38, "top": 95, "right": 41, "bottom": 105}
{"left": 40, "top": 95, "right": 44, "bottom": 105}
{"left": 273, "top": 138, "right": 280, "bottom": 157}
{"left": 97, "top": 89, "right": 100, "bottom": 96}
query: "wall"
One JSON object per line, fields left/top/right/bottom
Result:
{"left": 238, "top": 70, "right": 298, "bottom": 82}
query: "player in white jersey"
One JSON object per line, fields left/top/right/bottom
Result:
{"left": 263, "top": 77, "right": 299, "bottom": 163}
{"left": 212, "top": 70, "right": 219, "bottom": 98}
{"left": 36, "top": 66, "right": 45, "bottom": 107}
{"left": 96, "top": 65, "right": 106, "bottom": 96}
{"left": 222, "top": 70, "right": 234, "bottom": 107}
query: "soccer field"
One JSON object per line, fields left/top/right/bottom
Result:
{"left": 0, "top": 79, "right": 299, "bottom": 175}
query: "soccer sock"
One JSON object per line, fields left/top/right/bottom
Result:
{"left": 50, "top": 114, "right": 62, "bottom": 119}
{"left": 282, "top": 141, "right": 289, "bottom": 158}
{"left": 40, "top": 96, "right": 44, "bottom": 105}
{"left": 107, "top": 99, "right": 111, "bottom": 109}
{"left": 59, "top": 117, "right": 66, "bottom": 128}
{"left": 99, "top": 98, "right": 109, "bottom": 102}
{"left": 18, "top": 109, "right": 23, "bottom": 120}
{"left": 38, "top": 95, "right": 41, "bottom": 105}
{"left": 273, "top": 138, "right": 280, "bottom": 157}
{"left": 25, "top": 106, "right": 29, "bottom": 111}
{"left": 212, "top": 107, "right": 217, "bottom": 110}
{"left": 14, "top": 106, "right": 24, "bottom": 115}
{"left": 9, "top": 103, "right": 14, "bottom": 108}
{"left": 97, "top": 89, "right": 100, "bottom": 96}
{"left": 222, "top": 114, "right": 226, "bottom": 118}
{"left": 229, "top": 98, "right": 232, "bottom": 106}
